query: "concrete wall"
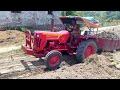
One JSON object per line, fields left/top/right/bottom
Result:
{"left": 0, "top": 11, "right": 63, "bottom": 28}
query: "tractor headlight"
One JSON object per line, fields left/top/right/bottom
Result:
{"left": 36, "top": 34, "right": 39, "bottom": 37}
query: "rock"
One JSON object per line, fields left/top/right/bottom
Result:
{"left": 56, "top": 76, "right": 60, "bottom": 79}
{"left": 97, "top": 31, "right": 120, "bottom": 40}
{"left": 61, "top": 67, "right": 66, "bottom": 70}
{"left": 115, "top": 64, "right": 120, "bottom": 69}
{"left": 111, "top": 61, "right": 118, "bottom": 65}
{"left": 109, "top": 58, "right": 114, "bottom": 62}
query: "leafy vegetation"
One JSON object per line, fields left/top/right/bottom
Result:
{"left": 65, "top": 11, "right": 120, "bottom": 26}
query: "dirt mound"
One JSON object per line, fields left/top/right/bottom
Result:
{"left": 0, "top": 30, "right": 25, "bottom": 47}
{"left": 97, "top": 26, "right": 120, "bottom": 40}
{"left": 25, "top": 54, "right": 120, "bottom": 79}
{"left": 97, "top": 31, "right": 120, "bottom": 40}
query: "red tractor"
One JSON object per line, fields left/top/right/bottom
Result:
{"left": 22, "top": 12, "right": 101, "bottom": 70}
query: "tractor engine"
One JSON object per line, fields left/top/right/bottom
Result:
{"left": 33, "top": 30, "right": 70, "bottom": 53}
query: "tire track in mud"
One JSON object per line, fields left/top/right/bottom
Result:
{"left": 0, "top": 60, "right": 46, "bottom": 79}
{"left": 0, "top": 54, "right": 77, "bottom": 79}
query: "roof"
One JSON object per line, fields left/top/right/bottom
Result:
{"left": 83, "top": 17, "right": 99, "bottom": 23}
{"left": 59, "top": 16, "right": 100, "bottom": 28}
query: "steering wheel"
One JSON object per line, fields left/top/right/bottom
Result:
{"left": 66, "top": 27, "right": 74, "bottom": 32}
{"left": 65, "top": 24, "right": 74, "bottom": 32}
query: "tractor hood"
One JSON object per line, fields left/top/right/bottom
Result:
{"left": 59, "top": 16, "right": 100, "bottom": 28}
{"left": 34, "top": 30, "right": 70, "bottom": 44}
{"left": 34, "top": 30, "right": 69, "bottom": 38}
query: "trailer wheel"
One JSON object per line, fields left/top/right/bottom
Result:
{"left": 76, "top": 40, "right": 97, "bottom": 63}
{"left": 45, "top": 50, "right": 63, "bottom": 70}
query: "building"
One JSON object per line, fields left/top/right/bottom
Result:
{"left": 0, "top": 11, "right": 65, "bottom": 29}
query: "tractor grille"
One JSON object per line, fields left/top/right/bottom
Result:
{"left": 34, "top": 34, "right": 41, "bottom": 48}
{"left": 35, "top": 38, "right": 41, "bottom": 48}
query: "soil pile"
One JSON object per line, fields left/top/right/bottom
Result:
{"left": 0, "top": 30, "right": 25, "bottom": 47}
{"left": 24, "top": 54, "right": 120, "bottom": 79}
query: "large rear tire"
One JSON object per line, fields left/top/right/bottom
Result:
{"left": 76, "top": 40, "right": 97, "bottom": 63}
{"left": 45, "top": 50, "right": 63, "bottom": 70}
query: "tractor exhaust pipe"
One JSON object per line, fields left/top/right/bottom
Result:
{"left": 51, "top": 14, "right": 54, "bottom": 32}
{"left": 48, "top": 11, "right": 54, "bottom": 32}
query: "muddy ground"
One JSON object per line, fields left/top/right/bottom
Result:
{"left": 0, "top": 26, "right": 120, "bottom": 79}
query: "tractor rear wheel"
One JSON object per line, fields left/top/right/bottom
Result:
{"left": 45, "top": 50, "right": 63, "bottom": 70}
{"left": 76, "top": 40, "right": 97, "bottom": 63}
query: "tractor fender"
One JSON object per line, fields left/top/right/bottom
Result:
{"left": 86, "top": 37, "right": 97, "bottom": 42}
{"left": 79, "top": 35, "right": 97, "bottom": 44}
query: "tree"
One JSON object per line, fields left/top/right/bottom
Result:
{"left": 66, "top": 11, "right": 77, "bottom": 16}
{"left": 65, "top": 11, "right": 120, "bottom": 21}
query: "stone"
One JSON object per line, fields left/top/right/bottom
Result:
{"left": 115, "top": 64, "right": 120, "bottom": 69}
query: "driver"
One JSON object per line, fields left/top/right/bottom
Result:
{"left": 68, "top": 24, "right": 81, "bottom": 44}
{"left": 64, "top": 24, "right": 74, "bottom": 32}
{"left": 72, "top": 24, "right": 81, "bottom": 38}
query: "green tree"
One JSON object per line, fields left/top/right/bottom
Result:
{"left": 65, "top": 11, "right": 120, "bottom": 23}
{"left": 66, "top": 11, "right": 77, "bottom": 16}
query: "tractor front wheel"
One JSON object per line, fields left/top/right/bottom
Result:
{"left": 45, "top": 50, "right": 63, "bottom": 70}
{"left": 76, "top": 40, "right": 97, "bottom": 63}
